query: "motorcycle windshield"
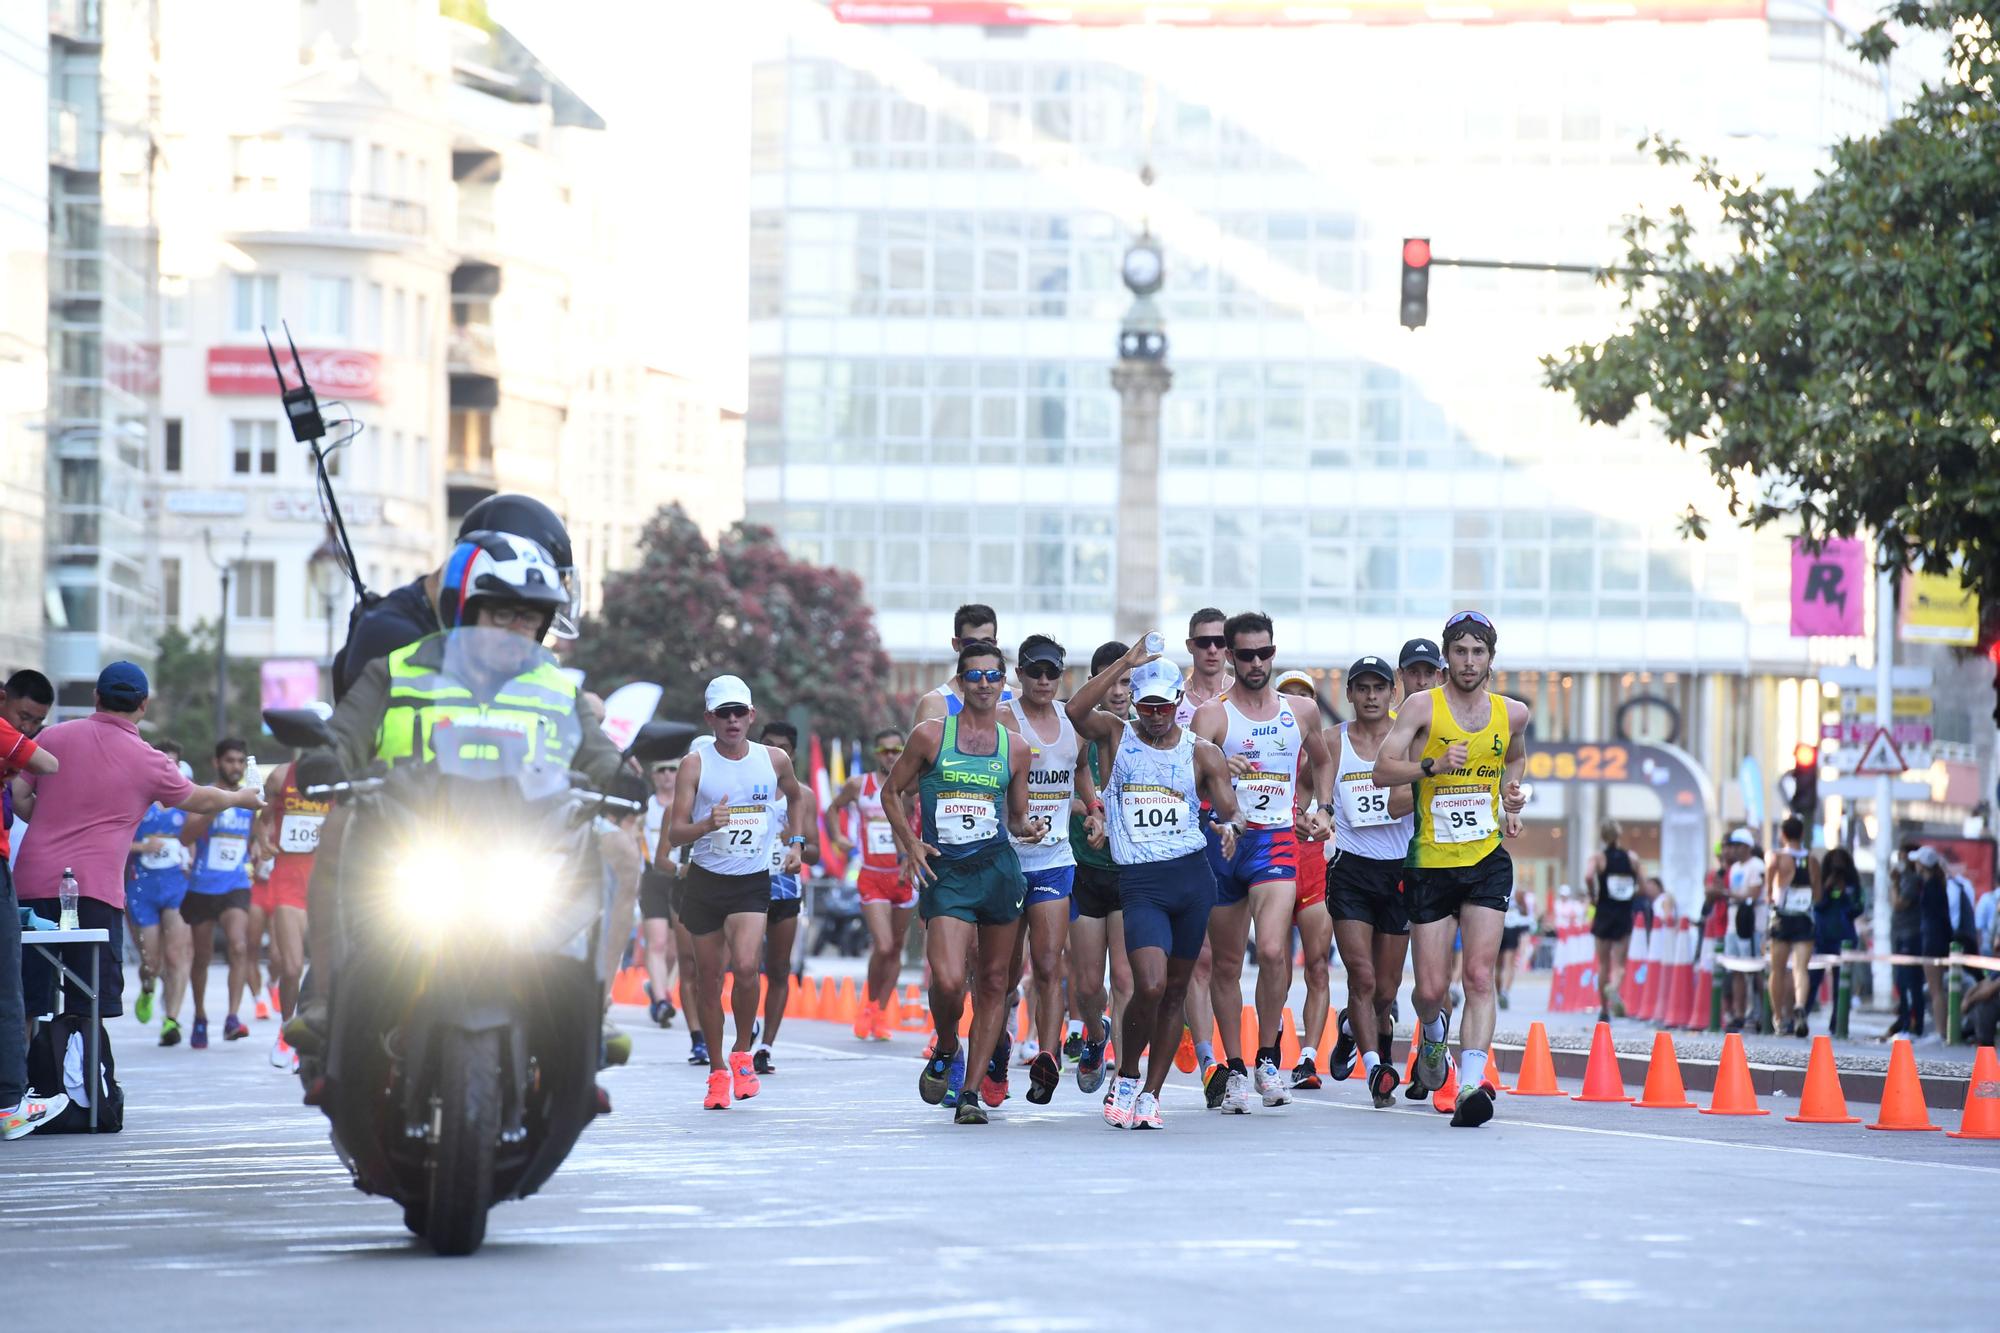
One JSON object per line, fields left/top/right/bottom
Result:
{"left": 428, "top": 627, "right": 580, "bottom": 802}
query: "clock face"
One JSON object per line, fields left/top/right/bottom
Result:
{"left": 1122, "top": 244, "right": 1163, "bottom": 293}
{"left": 1616, "top": 695, "right": 1680, "bottom": 747}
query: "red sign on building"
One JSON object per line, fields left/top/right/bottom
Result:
{"left": 206, "top": 346, "right": 383, "bottom": 403}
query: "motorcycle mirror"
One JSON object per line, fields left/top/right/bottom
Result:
{"left": 264, "top": 708, "right": 337, "bottom": 752}
{"left": 626, "top": 720, "right": 699, "bottom": 767}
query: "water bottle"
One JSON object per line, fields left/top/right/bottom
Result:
{"left": 59, "top": 867, "right": 79, "bottom": 932}
{"left": 1144, "top": 631, "right": 1164, "bottom": 655}
{"left": 244, "top": 756, "right": 262, "bottom": 795}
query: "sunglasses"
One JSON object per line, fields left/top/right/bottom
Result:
{"left": 1446, "top": 610, "right": 1493, "bottom": 630}
{"left": 1231, "top": 646, "right": 1277, "bottom": 662}
{"left": 1134, "top": 699, "right": 1178, "bottom": 714}
{"left": 1189, "top": 635, "right": 1226, "bottom": 650}
{"left": 875, "top": 744, "right": 904, "bottom": 755}
{"left": 650, "top": 763, "right": 679, "bottom": 775}
{"left": 962, "top": 669, "right": 1006, "bottom": 684}
{"left": 713, "top": 704, "right": 750, "bottom": 720}
{"left": 1019, "top": 662, "right": 1063, "bottom": 680}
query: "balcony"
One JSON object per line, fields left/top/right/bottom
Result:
{"left": 447, "top": 320, "right": 498, "bottom": 377}
{"left": 307, "top": 190, "right": 429, "bottom": 237}
{"left": 49, "top": 0, "right": 102, "bottom": 44}
{"left": 49, "top": 103, "right": 98, "bottom": 173}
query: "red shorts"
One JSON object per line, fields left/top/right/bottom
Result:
{"left": 1294, "top": 838, "right": 1328, "bottom": 916}
{"left": 858, "top": 865, "right": 915, "bottom": 908}
{"left": 253, "top": 872, "right": 309, "bottom": 914}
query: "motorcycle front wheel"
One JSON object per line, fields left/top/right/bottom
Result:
{"left": 423, "top": 1027, "right": 501, "bottom": 1256}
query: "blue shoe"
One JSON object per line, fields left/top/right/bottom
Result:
{"left": 941, "top": 1048, "right": 968, "bottom": 1108}
{"left": 191, "top": 1018, "right": 209, "bottom": 1050}
{"left": 687, "top": 1035, "right": 709, "bottom": 1066}
{"left": 919, "top": 1051, "right": 953, "bottom": 1105}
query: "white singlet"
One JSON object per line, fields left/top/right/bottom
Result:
{"left": 1104, "top": 722, "right": 1206, "bottom": 865}
{"left": 689, "top": 742, "right": 781, "bottom": 876}
{"left": 856, "top": 771, "right": 900, "bottom": 865}
{"left": 1007, "top": 698, "right": 1079, "bottom": 871}
{"left": 1221, "top": 695, "right": 1303, "bottom": 828}
{"left": 1331, "top": 721, "right": 1413, "bottom": 861}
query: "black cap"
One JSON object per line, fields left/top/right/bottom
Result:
{"left": 1347, "top": 655, "right": 1394, "bottom": 685}
{"left": 1398, "top": 638, "right": 1443, "bottom": 670}
{"left": 1019, "top": 641, "right": 1066, "bottom": 669}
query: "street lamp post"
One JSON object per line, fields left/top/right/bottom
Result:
{"left": 1112, "top": 229, "right": 1169, "bottom": 645}
{"left": 203, "top": 527, "right": 250, "bottom": 740}
{"left": 307, "top": 529, "right": 347, "bottom": 696}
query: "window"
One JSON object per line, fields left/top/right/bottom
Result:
{"left": 162, "top": 418, "right": 182, "bottom": 473}
{"left": 160, "top": 557, "right": 181, "bottom": 624}
{"left": 306, "top": 276, "right": 350, "bottom": 339}
{"left": 160, "top": 275, "right": 187, "bottom": 336}
{"left": 229, "top": 134, "right": 281, "bottom": 192}
{"left": 364, "top": 282, "right": 384, "bottom": 346}
{"left": 412, "top": 434, "right": 428, "bottom": 489}
{"left": 230, "top": 419, "right": 278, "bottom": 475}
{"left": 390, "top": 288, "right": 406, "bottom": 355}
{"left": 415, "top": 293, "right": 430, "bottom": 357}
{"left": 230, "top": 273, "right": 278, "bottom": 335}
{"left": 234, "top": 560, "right": 276, "bottom": 621}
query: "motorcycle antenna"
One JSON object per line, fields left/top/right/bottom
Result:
{"left": 264, "top": 321, "right": 367, "bottom": 602}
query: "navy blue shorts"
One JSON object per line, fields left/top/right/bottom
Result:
{"left": 1024, "top": 864, "right": 1075, "bottom": 904}
{"left": 1118, "top": 851, "right": 1218, "bottom": 961}
{"left": 1205, "top": 824, "right": 1299, "bottom": 905}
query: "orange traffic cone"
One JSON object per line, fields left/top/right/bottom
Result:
{"left": 610, "top": 966, "right": 647, "bottom": 1006}
{"left": 1279, "top": 1007, "right": 1302, "bottom": 1069}
{"left": 1634, "top": 1031, "right": 1696, "bottom": 1109}
{"left": 1239, "top": 1005, "right": 1258, "bottom": 1061}
{"left": 1946, "top": 1043, "right": 2000, "bottom": 1140}
{"left": 1574, "top": 1021, "right": 1631, "bottom": 1103}
{"left": 1014, "top": 993, "right": 1031, "bottom": 1045}
{"left": 1481, "top": 1047, "right": 1509, "bottom": 1093}
{"left": 1785, "top": 1035, "right": 1860, "bottom": 1125}
{"left": 1866, "top": 1038, "right": 1941, "bottom": 1132}
{"left": 1701, "top": 1032, "right": 1769, "bottom": 1116}
{"left": 898, "top": 984, "right": 930, "bottom": 1033}
{"left": 1511, "top": 1022, "right": 1563, "bottom": 1096}
{"left": 835, "top": 977, "right": 859, "bottom": 1025}
{"left": 1431, "top": 1057, "right": 1459, "bottom": 1113}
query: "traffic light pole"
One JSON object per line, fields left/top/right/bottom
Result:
{"left": 1870, "top": 548, "right": 1896, "bottom": 1007}
{"left": 1423, "top": 257, "right": 1613, "bottom": 276}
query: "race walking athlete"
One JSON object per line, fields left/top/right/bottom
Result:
{"left": 1321, "top": 656, "right": 1415, "bottom": 1108}
{"left": 1766, "top": 815, "right": 1820, "bottom": 1038}
{"left": 1585, "top": 819, "right": 1645, "bottom": 1024}
{"left": 912, "top": 603, "right": 1012, "bottom": 728}
{"left": 753, "top": 721, "right": 817, "bottom": 1074}
{"left": 884, "top": 641, "right": 1042, "bottom": 1126}
{"left": 1175, "top": 609, "right": 1231, "bottom": 1084}
{"left": 1066, "top": 640, "right": 1132, "bottom": 1095}
{"left": 252, "top": 756, "right": 327, "bottom": 1069}
{"left": 1373, "top": 611, "right": 1530, "bottom": 1128}
{"left": 639, "top": 757, "right": 682, "bottom": 1029}
{"left": 666, "top": 676, "right": 810, "bottom": 1110}
{"left": 1068, "top": 642, "right": 1240, "bottom": 1129}
{"left": 127, "top": 750, "right": 194, "bottom": 1046}
{"left": 1191, "top": 612, "right": 1333, "bottom": 1111}
{"left": 1274, "top": 670, "right": 1334, "bottom": 1089}
{"left": 829, "top": 728, "right": 917, "bottom": 1039}
{"left": 1007, "top": 635, "right": 1099, "bottom": 1105}
{"left": 179, "top": 738, "right": 260, "bottom": 1049}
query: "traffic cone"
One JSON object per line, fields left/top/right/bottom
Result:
{"left": 1634, "top": 1031, "right": 1696, "bottom": 1110}
{"left": 1574, "top": 1021, "right": 1632, "bottom": 1103}
{"left": 1701, "top": 1032, "right": 1769, "bottom": 1116}
{"left": 1481, "top": 1048, "right": 1509, "bottom": 1094}
{"left": 1946, "top": 1044, "right": 2000, "bottom": 1140}
{"left": 1785, "top": 1036, "right": 1860, "bottom": 1125}
{"left": 1431, "top": 1057, "right": 1459, "bottom": 1114}
{"left": 1239, "top": 1005, "right": 1258, "bottom": 1061}
{"left": 1511, "top": 1022, "right": 1563, "bottom": 1096}
{"left": 897, "top": 984, "right": 930, "bottom": 1033}
{"left": 610, "top": 966, "right": 647, "bottom": 1006}
{"left": 835, "top": 977, "right": 859, "bottom": 1025}
{"left": 1866, "top": 1038, "right": 1941, "bottom": 1132}
{"left": 1014, "top": 993, "right": 1031, "bottom": 1045}
{"left": 1279, "top": 1007, "right": 1302, "bottom": 1069}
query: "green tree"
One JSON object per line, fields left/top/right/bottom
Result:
{"left": 570, "top": 504, "right": 894, "bottom": 739}
{"left": 1542, "top": 1, "right": 1999, "bottom": 607}
{"left": 145, "top": 622, "right": 268, "bottom": 770}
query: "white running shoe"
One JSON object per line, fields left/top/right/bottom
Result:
{"left": 1132, "top": 1091, "right": 1163, "bottom": 1130}
{"left": 1255, "top": 1058, "right": 1293, "bottom": 1107}
{"left": 269, "top": 1035, "right": 293, "bottom": 1069}
{"left": 1104, "top": 1076, "right": 1140, "bottom": 1128}
{"left": 1016, "top": 1038, "right": 1040, "bottom": 1066}
{"left": 1222, "top": 1070, "right": 1254, "bottom": 1114}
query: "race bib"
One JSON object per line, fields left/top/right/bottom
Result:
{"left": 865, "top": 820, "right": 897, "bottom": 857}
{"left": 1015, "top": 796, "right": 1068, "bottom": 846}
{"left": 935, "top": 795, "right": 998, "bottom": 846}
{"left": 206, "top": 836, "right": 247, "bottom": 872}
{"left": 279, "top": 813, "right": 325, "bottom": 855}
{"left": 1428, "top": 788, "right": 1496, "bottom": 844}
{"left": 1605, "top": 874, "right": 1636, "bottom": 902}
{"left": 1339, "top": 778, "right": 1395, "bottom": 828}
{"left": 1235, "top": 772, "right": 1293, "bottom": 828}
{"left": 1120, "top": 786, "right": 1187, "bottom": 844}
{"left": 1783, "top": 887, "right": 1814, "bottom": 915}
{"left": 707, "top": 805, "right": 770, "bottom": 857}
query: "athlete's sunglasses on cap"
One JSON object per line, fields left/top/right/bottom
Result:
{"left": 1134, "top": 699, "right": 1178, "bottom": 714}
{"left": 712, "top": 704, "right": 750, "bottom": 720}
{"left": 1231, "top": 645, "right": 1277, "bottom": 662}
{"left": 961, "top": 668, "right": 1006, "bottom": 684}
{"left": 1019, "top": 661, "right": 1063, "bottom": 680}
{"left": 1445, "top": 610, "right": 1493, "bottom": 631}
{"left": 1188, "top": 635, "right": 1226, "bottom": 650}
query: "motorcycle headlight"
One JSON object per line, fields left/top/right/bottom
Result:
{"left": 394, "top": 842, "right": 570, "bottom": 936}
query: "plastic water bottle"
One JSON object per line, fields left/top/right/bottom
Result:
{"left": 1144, "top": 631, "right": 1164, "bottom": 655}
{"left": 244, "top": 756, "right": 262, "bottom": 795}
{"left": 59, "top": 867, "right": 79, "bottom": 932}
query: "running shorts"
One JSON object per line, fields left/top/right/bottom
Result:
{"left": 1205, "top": 824, "right": 1298, "bottom": 906}
{"left": 1294, "top": 838, "right": 1328, "bottom": 915}
{"left": 251, "top": 875, "right": 308, "bottom": 915}
{"left": 639, "top": 867, "right": 676, "bottom": 921}
{"left": 180, "top": 886, "right": 251, "bottom": 925}
{"left": 766, "top": 896, "right": 803, "bottom": 924}
{"left": 1590, "top": 899, "right": 1635, "bottom": 942}
{"left": 1501, "top": 925, "right": 1528, "bottom": 952}
{"left": 1025, "top": 865, "right": 1075, "bottom": 904}
{"left": 680, "top": 865, "right": 774, "bottom": 935}
{"left": 918, "top": 846, "right": 1027, "bottom": 928}
{"left": 1404, "top": 847, "right": 1513, "bottom": 927}
{"left": 1117, "top": 850, "right": 1217, "bottom": 961}
{"left": 1327, "top": 851, "right": 1409, "bottom": 935}
{"left": 1071, "top": 863, "right": 1121, "bottom": 920}
{"left": 127, "top": 874, "right": 189, "bottom": 928}
{"left": 858, "top": 865, "right": 915, "bottom": 909}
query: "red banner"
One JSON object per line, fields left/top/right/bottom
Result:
{"left": 206, "top": 345, "right": 383, "bottom": 403}
{"left": 831, "top": 1, "right": 1765, "bottom": 25}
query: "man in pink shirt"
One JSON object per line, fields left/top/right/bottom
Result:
{"left": 11, "top": 663, "right": 262, "bottom": 1032}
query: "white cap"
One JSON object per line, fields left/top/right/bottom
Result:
{"left": 1727, "top": 828, "right": 1756, "bottom": 847}
{"left": 704, "top": 675, "right": 753, "bottom": 711}
{"left": 1130, "top": 660, "right": 1184, "bottom": 705}
{"left": 1911, "top": 845, "right": 1942, "bottom": 867}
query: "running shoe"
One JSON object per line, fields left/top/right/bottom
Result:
{"left": 1063, "top": 1026, "right": 1085, "bottom": 1064}
{"left": 1222, "top": 1069, "right": 1254, "bottom": 1115}
{"left": 1132, "top": 1091, "right": 1164, "bottom": 1130}
{"left": 1174, "top": 1026, "right": 1197, "bottom": 1074}
{"left": 649, "top": 998, "right": 674, "bottom": 1029}
{"left": 1612, "top": 999, "right": 1627, "bottom": 1019}
{"left": 1026, "top": 1050, "right": 1061, "bottom": 1104}
{"left": 1291, "top": 1056, "right": 1322, "bottom": 1091}
{"left": 854, "top": 1001, "right": 876, "bottom": 1041}
{"left": 1405, "top": 1073, "right": 1429, "bottom": 1102}
{"left": 255, "top": 995, "right": 270, "bottom": 1022}
{"left": 753, "top": 1047, "right": 775, "bottom": 1075}
{"left": 269, "top": 1034, "right": 293, "bottom": 1069}
{"left": 191, "top": 1018, "right": 209, "bottom": 1050}
{"left": 1368, "top": 1060, "right": 1401, "bottom": 1109}
{"left": 134, "top": 987, "right": 155, "bottom": 1026}
{"left": 943, "top": 1048, "right": 968, "bottom": 1108}
{"left": 1203, "top": 1062, "right": 1231, "bottom": 1110}
{"left": 1598, "top": 1009, "right": 1612, "bottom": 1027}
{"left": 1255, "top": 1058, "right": 1293, "bottom": 1107}
{"left": 1450, "top": 1083, "right": 1495, "bottom": 1128}
{"left": 954, "top": 1091, "right": 989, "bottom": 1125}
{"left": 1378, "top": 1014, "right": 1394, "bottom": 1069}
{"left": 1104, "top": 1076, "right": 1140, "bottom": 1127}
{"left": 0, "top": 1093, "right": 71, "bottom": 1140}
{"left": 158, "top": 1018, "right": 182, "bottom": 1048}
{"left": 1329, "top": 1012, "right": 1358, "bottom": 1080}
{"left": 1016, "top": 1038, "right": 1040, "bottom": 1066}
{"left": 703, "top": 1070, "right": 731, "bottom": 1110}
{"left": 687, "top": 1035, "right": 710, "bottom": 1066}
{"left": 730, "top": 1050, "right": 760, "bottom": 1100}
{"left": 1076, "top": 1039, "right": 1108, "bottom": 1096}
{"left": 919, "top": 1050, "right": 957, "bottom": 1105}
{"left": 980, "top": 1040, "right": 1011, "bottom": 1107}
{"left": 870, "top": 1004, "right": 894, "bottom": 1041}
{"left": 1498, "top": 991, "right": 1510, "bottom": 1011}
{"left": 223, "top": 1014, "right": 249, "bottom": 1042}
{"left": 1414, "top": 1028, "right": 1450, "bottom": 1093}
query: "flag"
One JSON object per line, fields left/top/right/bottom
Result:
{"left": 1789, "top": 537, "right": 1865, "bottom": 637}
{"left": 1901, "top": 568, "right": 1979, "bottom": 646}
{"left": 808, "top": 733, "right": 845, "bottom": 880}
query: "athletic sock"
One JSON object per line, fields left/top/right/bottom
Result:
{"left": 1299, "top": 1046, "right": 1318, "bottom": 1064}
{"left": 1228, "top": 1057, "right": 1248, "bottom": 1075}
{"left": 754, "top": 1042, "right": 771, "bottom": 1057}
{"left": 1256, "top": 1046, "right": 1279, "bottom": 1066}
{"left": 1460, "top": 1049, "right": 1488, "bottom": 1092}
{"left": 1067, "top": 1019, "right": 1084, "bottom": 1039}
{"left": 1362, "top": 1051, "right": 1381, "bottom": 1075}
{"left": 1421, "top": 1011, "right": 1447, "bottom": 1043}
{"left": 1194, "top": 1041, "right": 1214, "bottom": 1068}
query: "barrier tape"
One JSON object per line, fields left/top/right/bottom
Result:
{"left": 1711, "top": 950, "right": 2000, "bottom": 974}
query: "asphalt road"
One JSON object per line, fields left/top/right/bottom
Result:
{"left": 6, "top": 995, "right": 1996, "bottom": 1332}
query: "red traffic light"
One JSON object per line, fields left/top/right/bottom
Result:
{"left": 1402, "top": 237, "right": 1432, "bottom": 269}
{"left": 1793, "top": 743, "right": 1818, "bottom": 768}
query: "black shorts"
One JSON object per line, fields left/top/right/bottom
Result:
{"left": 680, "top": 865, "right": 773, "bottom": 936}
{"left": 181, "top": 887, "right": 251, "bottom": 925}
{"left": 1327, "top": 852, "right": 1409, "bottom": 935}
{"left": 639, "top": 867, "right": 676, "bottom": 922}
{"left": 1405, "top": 848, "right": 1514, "bottom": 926}
{"left": 767, "top": 896, "right": 802, "bottom": 924}
{"left": 1591, "top": 901, "right": 1635, "bottom": 941}
{"left": 1072, "top": 862, "right": 1122, "bottom": 920}
{"left": 1502, "top": 925, "right": 1528, "bottom": 952}
{"left": 19, "top": 896, "right": 126, "bottom": 1019}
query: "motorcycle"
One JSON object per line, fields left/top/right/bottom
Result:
{"left": 265, "top": 630, "right": 694, "bottom": 1256}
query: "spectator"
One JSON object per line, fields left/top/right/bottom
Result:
{"left": 1944, "top": 857, "right": 1979, "bottom": 955}
{"left": 1806, "top": 846, "right": 1864, "bottom": 1021}
{"left": 1884, "top": 844, "right": 1928, "bottom": 1041}
{"left": 2, "top": 669, "right": 54, "bottom": 868}
{"left": 2, "top": 685, "right": 62, "bottom": 1139}
{"left": 1722, "top": 829, "right": 1765, "bottom": 1031}
{"left": 1964, "top": 965, "right": 2000, "bottom": 1048}
{"left": 1913, "top": 846, "right": 1953, "bottom": 1045}
{"left": 1976, "top": 882, "right": 1998, "bottom": 958}
{"left": 10, "top": 663, "right": 263, "bottom": 1040}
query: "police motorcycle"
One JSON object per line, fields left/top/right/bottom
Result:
{"left": 265, "top": 639, "right": 693, "bottom": 1256}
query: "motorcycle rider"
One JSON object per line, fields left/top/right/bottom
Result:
{"left": 286, "top": 531, "right": 625, "bottom": 1053}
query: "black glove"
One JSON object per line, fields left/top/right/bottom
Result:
{"left": 296, "top": 751, "right": 347, "bottom": 792}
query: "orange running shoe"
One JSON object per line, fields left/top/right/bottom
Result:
{"left": 254, "top": 996, "right": 270, "bottom": 1022}
{"left": 730, "top": 1050, "right": 761, "bottom": 1100}
{"left": 703, "top": 1070, "right": 731, "bottom": 1110}
{"left": 1174, "top": 1026, "right": 1197, "bottom": 1074}
{"left": 854, "top": 1001, "right": 876, "bottom": 1041}
{"left": 871, "top": 1003, "right": 894, "bottom": 1041}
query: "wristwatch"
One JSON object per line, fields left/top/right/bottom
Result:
{"left": 1420, "top": 757, "right": 1436, "bottom": 778}
{"left": 787, "top": 835, "right": 806, "bottom": 846}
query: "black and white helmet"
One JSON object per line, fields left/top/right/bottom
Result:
{"left": 438, "top": 531, "right": 567, "bottom": 639}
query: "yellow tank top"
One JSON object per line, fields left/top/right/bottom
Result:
{"left": 1412, "top": 689, "right": 1509, "bottom": 869}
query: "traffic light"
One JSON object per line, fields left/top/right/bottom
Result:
{"left": 1400, "top": 237, "right": 1430, "bottom": 329}
{"left": 1789, "top": 742, "right": 1819, "bottom": 823}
